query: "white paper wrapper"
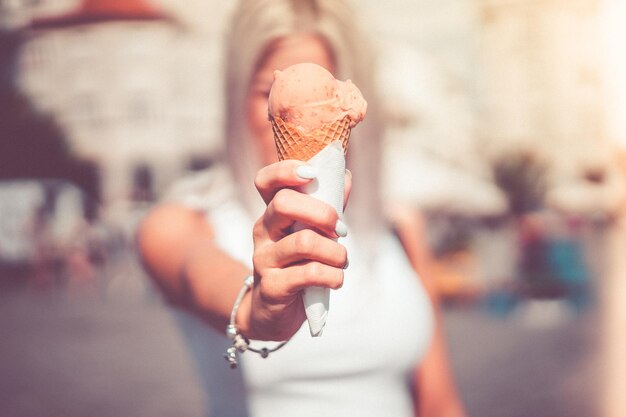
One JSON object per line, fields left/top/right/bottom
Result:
{"left": 294, "top": 140, "right": 345, "bottom": 337}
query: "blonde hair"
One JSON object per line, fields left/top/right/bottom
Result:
{"left": 223, "top": 0, "right": 384, "bottom": 241}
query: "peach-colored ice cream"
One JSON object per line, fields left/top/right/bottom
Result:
{"left": 268, "top": 63, "right": 367, "bottom": 132}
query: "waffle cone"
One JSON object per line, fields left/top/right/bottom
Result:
{"left": 271, "top": 116, "right": 351, "bottom": 161}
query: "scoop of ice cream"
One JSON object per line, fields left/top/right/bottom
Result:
{"left": 268, "top": 63, "right": 367, "bottom": 132}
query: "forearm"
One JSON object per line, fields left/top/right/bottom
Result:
{"left": 414, "top": 283, "right": 467, "bottom": 417}
{"left": 178, "top": 239, "right": 251, "bottom": 331}
{"left": 137, "top": 204, "right": 250, "bottom": 333}
{"left": 415, "top": 312, "right": 467, "bottom": 417}
{"left": 391, "top": 207, "right": 466, "bottom": 416}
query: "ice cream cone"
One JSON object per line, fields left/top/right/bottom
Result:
{"left": 271, "top": 116, "right": 351, "bottom": 161}
{"left": 271, "top": 115, "right": 351, "bottom": 337}
{"left": 267, "top": 63, "right": 366, "bottom": 337}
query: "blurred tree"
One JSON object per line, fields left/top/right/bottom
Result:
{"left": 491, "top": 150, "right": 548, "bottom": 216}
{"left": 0, "top": 30, "right": 100, "bottom": 208}
{"left": 0, "top": 29, "right": 19, "bottom": 84}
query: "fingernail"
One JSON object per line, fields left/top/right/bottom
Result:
{"left": 345, "top": 169, "right": 352, "bottom": 179}
{"left": 335, "top": 220, "right": 348, "bottom": 238}
{"left": 296, "top": 164, "right": 318, "bottom": 179}
{"left": 343, "top": 258, "right": 349, "bottom": 270}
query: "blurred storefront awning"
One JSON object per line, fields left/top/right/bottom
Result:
{"left": 384, "top": 148, "right": 508, "bottom": 217}
{"left": 29, "top": 0, "right": 170, "bottom": 29}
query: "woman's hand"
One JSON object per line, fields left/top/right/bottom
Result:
{"left": 237, "top": 160, "right": 352, "bottom": 341}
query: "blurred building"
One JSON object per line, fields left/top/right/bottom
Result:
{"left": 363, "top": 0, "right": 624, "bottom": 217}
{"left": 360, "top": 0, "right": 506, "bottom": 216}
{"left": 2, "top": 0, "right": 624, "bottom": 217}
{"left": 476, "top": 0, "right": 625, "bottom": 215}
{"left": 476, "top": 0, "right": 602, "bottom": 152}
{"left": 377, "top": 42, "right": 507, "bottom": 216}
{"left": 2, "top": 0, "right": 223, "bottom": 207}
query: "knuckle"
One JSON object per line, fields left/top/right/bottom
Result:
{"left": 254, "top": 169, "right": 266, "bottom": 192}
{"left": 254, "top": 172, "right": 263, "bottom": 191}
{"left": 252, "top": 250, "right": 266, "bottom": 270}
{"left": 338, "top": 244, "right": 348, "bottom": 264}
{"left": 252, "top": 216, "right": 266, "bottom": 241}
{"left": 321, "top": 205, "right": 338, "bottom": 226}
{"left": 331, "top": 269, "right": 344, "bottom": 290}
{"left": 271, "top": 189, "right": 292, "bottom": 214}
{"left": 303, "top": 262, "right": 321, "bottom": 282}
{"left": 258, "top": 271, "right": 279, "bottom": 302}
{"left": 293, "top": 229, "right": 317, "bottom": 257}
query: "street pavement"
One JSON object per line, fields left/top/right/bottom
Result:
{"left": 0, "top": 256, "right": 602, "bottom": 417}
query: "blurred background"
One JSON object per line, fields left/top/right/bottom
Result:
{"left": 1, "top": 0, "right": 625, "bottom": 416}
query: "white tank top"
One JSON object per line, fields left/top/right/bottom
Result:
{"left": 174, "top": 196, "right": 434, "bottom": 417}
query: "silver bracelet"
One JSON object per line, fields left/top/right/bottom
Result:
{"left": 224, "top": 275, "right": 288, "bottom": 369}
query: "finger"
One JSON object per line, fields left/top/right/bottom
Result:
{"left": 259, "top": 262, "right": 344, "bottom": 303}
{"left": 255, "top": 160, "right": 318, "bottom": 205}
{"left": 263, "top": 189, "right": 340, "bottom": 241}
{"left": 255, "top": 229, "right": 348, "bottom": 269}
{"left": 343, "top": 169, "right": 352, "bottom": 212}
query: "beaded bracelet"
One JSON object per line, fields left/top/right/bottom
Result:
{"left": 224, "top": 275, "right": 288, "bottom": 368}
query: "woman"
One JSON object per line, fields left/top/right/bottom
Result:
{"left": 138, "top": 0, "right": 467, "bottom": 416}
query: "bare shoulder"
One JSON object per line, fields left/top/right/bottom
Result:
{"left": 137, "top": 203, "right": 214, "bottom": 262}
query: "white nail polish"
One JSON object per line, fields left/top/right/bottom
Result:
{"left": 335, "top": 220, "right": 348, "bottom": 238}
{"left": 296, "top": 164, "right": 318, "bottom": 179}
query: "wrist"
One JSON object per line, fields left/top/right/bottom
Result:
{"left": 224, "top": 275, "right": 288, "bottom": 368}
{"left": 235, "top": 289, "right": 254, "bottom": 339}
